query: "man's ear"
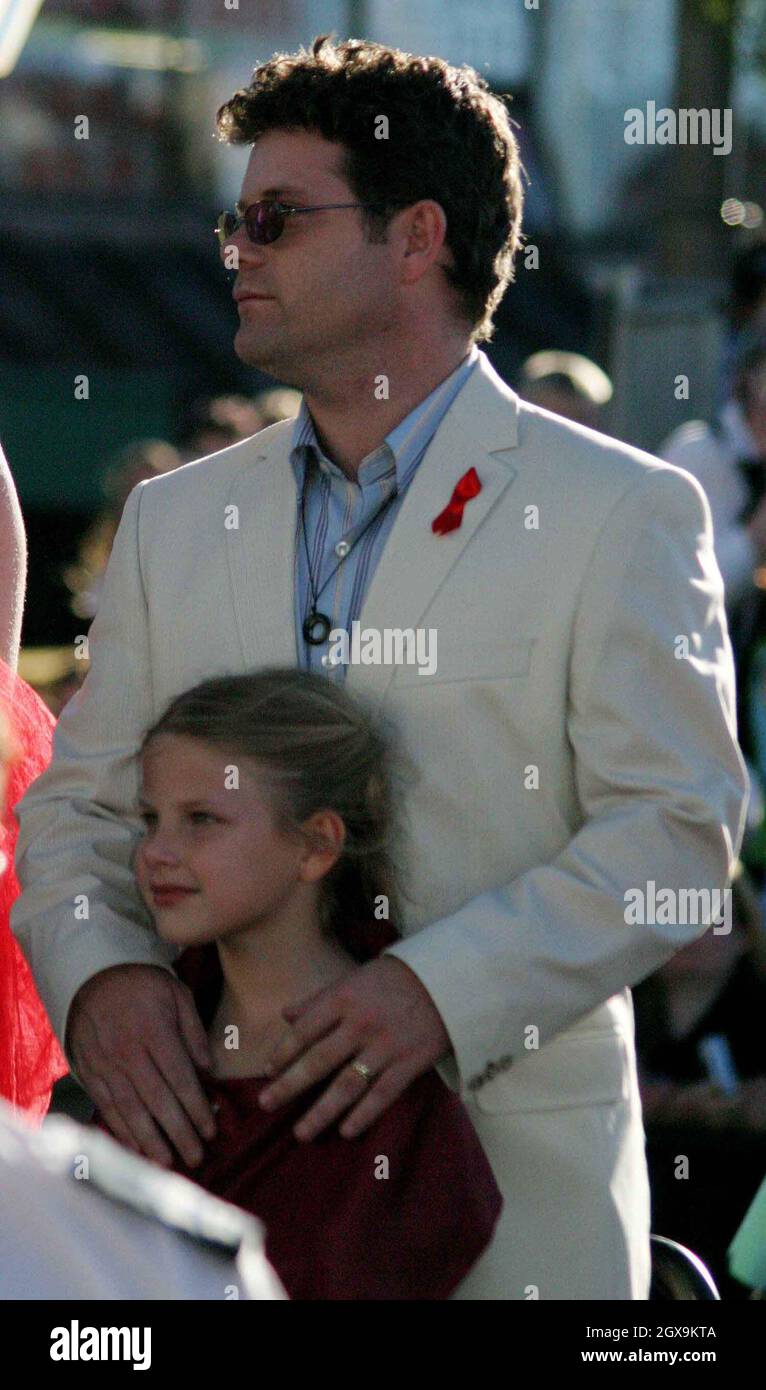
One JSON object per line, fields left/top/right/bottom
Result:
{"left": 399, "top": 199, "right": 449, "bottom": 281}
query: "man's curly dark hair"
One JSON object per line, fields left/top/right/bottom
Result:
{"left": 215, "top": 33, "right": 525, "bottom": 343}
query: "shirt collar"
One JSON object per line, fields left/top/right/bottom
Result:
{"left": 290, "top": 344, "right": 480, "bottom": 492}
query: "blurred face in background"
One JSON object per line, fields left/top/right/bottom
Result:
{"left": 221, "top": 129, "right": 404, "bottom": 389}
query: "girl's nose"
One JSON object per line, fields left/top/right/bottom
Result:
{"left": 141, "top": 832, "right": 183, "bottom": 865}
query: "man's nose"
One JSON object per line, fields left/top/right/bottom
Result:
{"left": 220, "top": 227, "right": 267, "bottom": 270}
{"left": 219, "top": 228, "right": 242, "bottom": 264}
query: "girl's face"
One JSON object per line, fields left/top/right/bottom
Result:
{"left": 133, "top": 733, "right": 313, "bottom": 947}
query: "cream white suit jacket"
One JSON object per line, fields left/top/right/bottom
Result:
{"left": 12, "top": 351, "right": 748, "bottom": 1299}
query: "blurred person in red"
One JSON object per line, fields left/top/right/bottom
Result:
{"left": 0, "top": 446, "right": 67, "bottom": 1119}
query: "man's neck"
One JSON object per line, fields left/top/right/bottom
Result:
{"left": 302, "top": 335, "right": 473, "bottom": 480}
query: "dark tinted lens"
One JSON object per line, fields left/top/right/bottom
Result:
{"left": 245, "top": 202, "right": 284, "bottom": 245}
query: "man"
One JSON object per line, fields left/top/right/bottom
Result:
{"left": 12, "top": 35, "right": 747, "bottom": 1299}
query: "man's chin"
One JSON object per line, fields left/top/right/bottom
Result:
{"left": 233, "top": 330, "right": 304, "bottom": 387}
{"left": 234, "top": 325, "right": 280, "bottom": 370}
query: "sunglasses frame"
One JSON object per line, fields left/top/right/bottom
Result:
{"left": 215, "top": 197, "right": 414, "bottom": 248}
{"left": 215, "top": 198, "right": 391, "bottom": 247}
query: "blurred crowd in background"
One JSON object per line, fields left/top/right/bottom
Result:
{"left": 3, "top": 0, "right": 766, "bottom": 1298}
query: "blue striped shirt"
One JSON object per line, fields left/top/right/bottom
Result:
{"left": 290, "top": 345, "right": 480, "bottom": 681}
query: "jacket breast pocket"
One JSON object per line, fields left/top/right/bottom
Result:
{"left": 393, "top": 636, "right": 535, "bottom": 688}
{"left": 473, "top": 1030, "right": 630, "bottom": 1115}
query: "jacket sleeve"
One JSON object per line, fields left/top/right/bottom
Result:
{"left": 11, "top": 482, "right": 179, "bottom": 1059}
{"left": 383, "top": 464, "right": 749, "bottom": 1097}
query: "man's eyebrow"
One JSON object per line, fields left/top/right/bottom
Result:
{"left": 238, "top": 185, "right": 311, "bottom": 208}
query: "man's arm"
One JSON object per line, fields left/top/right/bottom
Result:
{"left": 383, "top": 463, "right": 749, "bottom": 1095}
{"left": 11, "top": 482, "right": 215, "bottom": 1165}
{"left": 11, "top": 482, "right": 178, "bottom": 1047}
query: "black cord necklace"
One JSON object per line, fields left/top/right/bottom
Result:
{"left": 300, "top": 458, "right": 401, "bottom": 645}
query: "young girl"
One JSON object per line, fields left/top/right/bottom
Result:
{"left": 94, "top": 666, "right": 502, "bottom": 1300}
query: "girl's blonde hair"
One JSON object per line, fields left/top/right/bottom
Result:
{"left": 139, "top": 667, "right": 408, "bottom": 960}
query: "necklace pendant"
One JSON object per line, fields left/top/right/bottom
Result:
{"left": 303, "top": 610, "right": 333, "bottom": 645}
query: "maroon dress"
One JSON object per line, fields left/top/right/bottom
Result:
{"left": 93, "top": 930, "right": 503, "bottom": 1299}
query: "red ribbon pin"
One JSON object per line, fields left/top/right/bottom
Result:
{"left": 431, "top": 466, "right": 482, "bottom": 536}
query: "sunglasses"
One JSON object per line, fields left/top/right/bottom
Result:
{"left": 215, "top": 198, "right": 391, "bottom": 248}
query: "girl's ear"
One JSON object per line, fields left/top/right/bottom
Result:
{"left": 298, "top": 809, "right": 346, "bottom": 883}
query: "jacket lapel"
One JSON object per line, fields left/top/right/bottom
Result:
{"left": 225, "top": 426, "right": 299, "bottom": 672}
{"left": 346, "top": 355, "right": 521, "bottom": 703}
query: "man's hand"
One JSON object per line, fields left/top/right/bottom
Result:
{"left": 258, "top": 956, "right": 453, "bottom": 1141}
{"left": 67, "top": 964, "right": 216, "bottom": 1168}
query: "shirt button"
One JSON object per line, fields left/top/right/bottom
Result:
{"left": 334, "top": 539, "right": 350, "bottom": 558}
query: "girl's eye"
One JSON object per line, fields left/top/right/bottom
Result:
{"left": 190, "top": 811, "right": 217, "bottom": 824}
{"left": 139, "top": 812, "right": 156, "bottom": 827}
